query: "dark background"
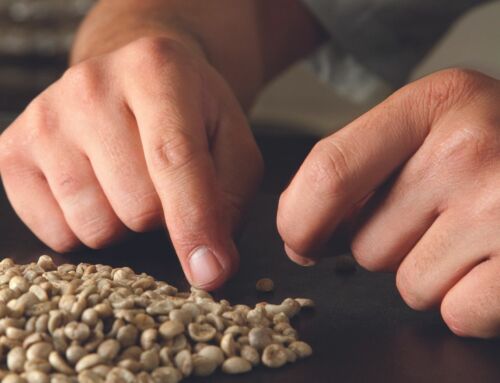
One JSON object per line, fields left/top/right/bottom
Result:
{"left": 0, "top": 0, "right": 94, "bottom": 112}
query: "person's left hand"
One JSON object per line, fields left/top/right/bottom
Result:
{"left": 278, "top": 68, "right": 500, "bottom": 338}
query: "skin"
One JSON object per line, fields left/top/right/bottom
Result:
{"left": 0, "top": 0, "right": 326, "bottom": 290}
{"left": 278, "top": 68, "right": 500, "bottom": 338}
{"left": 0, "top": 0, "right": 498, "bottom": 339}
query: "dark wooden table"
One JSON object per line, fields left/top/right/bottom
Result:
{"left": 1, "top": 121, "right": 500, "bottom": 382}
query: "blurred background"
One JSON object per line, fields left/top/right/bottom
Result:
{"left": 0, "top": 0, "right": 93, "bottom": 115}
{"left": 0, "top": 0, "right": 499, "bottom": 135}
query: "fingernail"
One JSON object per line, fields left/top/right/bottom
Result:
{"left": 189, "top": 247, "right": 223, "bottom": 287}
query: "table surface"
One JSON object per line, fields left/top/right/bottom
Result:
{"left": 1, "top": 127, "right": 500, "bottom": 383}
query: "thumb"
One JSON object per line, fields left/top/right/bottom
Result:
{"left": 277, "top": 69, "right": 475, "bottom": 262}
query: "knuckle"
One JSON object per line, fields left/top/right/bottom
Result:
{"left": 149, "top": 130, "right": 197, "bottom": 173}
{"left": 123, "top": 37, "right": 189, "bottom": 73}
{"left": 436, "top": 68, "right": 484, "bottom": 93}
{"left": 414, "top": 68, "right": 485, "bottom": 118}
{"left": 303, "top": 139, "right": 351, "bottom": 199}
{"left": 126, "top": 36, "right": 171, "bottom": 57}
{"left": 22, "top": 96, "right": 57, "bottom": 142}
{"left": 62, "top": 62, "right": 103, "bottom": 103}
{"left": 467, "top": 195, "right": 500, "bottom": 224}
{"left": 395, "top": 267, "right": 431, "bottom": 311}
{"left": 0, "top": 131, "right": 32, "bottom": 176}
{"left": 51, "top": 173, "right": 84, "bottom": 200}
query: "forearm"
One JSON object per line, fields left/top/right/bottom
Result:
{"left": 71, "top": 0, "right": 326, "bottom": 109}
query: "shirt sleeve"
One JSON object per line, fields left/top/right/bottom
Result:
{"left": 300, "top": 0, "right": 492, "bottom": 100}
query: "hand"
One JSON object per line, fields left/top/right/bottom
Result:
{"left": 0, "top": 37, "right": 263, "bottom": 290}
{"left": 278, "top": 68, "right": 500, "bottom": 338}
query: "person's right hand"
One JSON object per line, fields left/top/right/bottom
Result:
{"left": 0, "top": 37, "right": 263, "bottom": 290}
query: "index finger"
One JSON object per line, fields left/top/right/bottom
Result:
{"left": 123, "top": 46, "right": 237, "bottom": 290}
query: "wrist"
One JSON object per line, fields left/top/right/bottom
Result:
{"left": 71, "top": 19, "right": 208, "bottom": 65}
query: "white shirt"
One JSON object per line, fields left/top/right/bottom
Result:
{"left": 301, "top": 0, "right": 493, "bottom": 101}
